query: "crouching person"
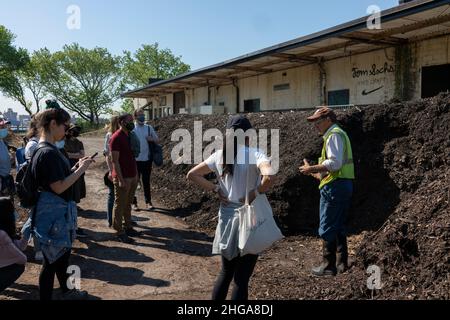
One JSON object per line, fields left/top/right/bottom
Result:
{"left": 0, "top": 197, "right": 27, "bottom": 293}
{"left": 30, "top": 106, "right": 94, "bottom": 300}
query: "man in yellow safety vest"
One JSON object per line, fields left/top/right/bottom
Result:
{"left": 300, "top": 107, "right": 355, "bottom": 277}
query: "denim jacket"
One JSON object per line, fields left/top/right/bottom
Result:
{"left": 22, "top": 192, "right": 77, "bottom": 264}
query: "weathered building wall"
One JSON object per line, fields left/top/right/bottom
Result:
{"left": 135, "top": 35, "right": 450, "bottom": 115}
{"left": 325, "top": 48, "right": 397, "bottom": 105}
{"left": 412, "top": 35, "right": 450, "bottom": 100}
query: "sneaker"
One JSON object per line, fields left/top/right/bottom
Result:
{"left": 117, "top": 233, "right": 135, "bottom": 244}
{"left": 35, "top": 251, "right": 44, "bottom": 262}
{"left": 146, "top": 203, "right": 154, "bottom": 211}
{"left": 76, "top": 228, "right": 88, "bottom": 238}
{"left": 61, "top": 289, "right": 89, "bottom": 300}
{"left": 125, "top": 228, "right": 141, "bottom": 237}
{"left": 132, "top": 204, "right": 140, "bottom": 212}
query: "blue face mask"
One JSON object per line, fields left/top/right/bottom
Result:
{"left": 0, "top": 128, "right": 8, "bottom": 139}
{"left": 55, "top": 140, "right": 65, "bottom": 149}
{"left": 137, "top": 116, "right": 146, "bottom": 123}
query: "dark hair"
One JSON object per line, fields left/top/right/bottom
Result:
{"left": 45, "top": 99, "right": 61, "bottom": 110}
{"left": 222, "top": 134, "right": 239, "bottom": 177}
{"left": 0, "top": 197, "right": 17, "bottom": 240}
{"left": 36, "top": 108, "right": 71, "bottom": 134}
{"left": 134, "top": 108, "right": 144, "bottom": 118}
{"left": 25, "top": 115, "right": 38, "bottom": 140}
{"left": 118, "top": 113, "right": 132, "bottom": 126}
{"left": 222, "top": 117, "right": 254, "bottom": 177}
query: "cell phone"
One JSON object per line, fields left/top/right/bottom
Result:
{"left": 90, "top": 152, "right": 99, "bottom": 160}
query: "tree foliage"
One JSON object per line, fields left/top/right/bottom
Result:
{"left": 123, "top": 43, "right": 190, "bottom": 88}
{"left": 37, "top": 44, "right": 125, "bottom": 124}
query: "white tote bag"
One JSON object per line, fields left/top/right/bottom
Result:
{"left": 237, "top": 164, "right": 284, "bottom": 256}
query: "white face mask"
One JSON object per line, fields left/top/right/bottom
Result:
{"left": 55, "top": 140, "right": 66, "bottom": 149}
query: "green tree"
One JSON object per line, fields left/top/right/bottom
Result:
{"left": 5, "top": 52, "right": 48, "bottom": 115}
{"left": 123, "top": 43, "right": 190, "bottom": 88}
{"left": 120, "top": 98, "right": 135, "bottom": 114}
{"left": 20, "top": 52, "right": 47, "bottom": 114}
{"left": 0, "top": 26, "right": 31, "bottom": 112}
{"left": 37, "top": 44, "right": 125, "bottom": 124}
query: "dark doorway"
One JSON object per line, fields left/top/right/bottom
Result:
{"left": 173, "top": 91, "right": 185, "bottom": 115}
{"left": 422, "top": 64, "right": 450, "bottom": 98}
{"left": 328, "top": 89, "right": 350, "bottom": 106}
{"left": 244, "top": 99, "right": 261, "bottom": 113}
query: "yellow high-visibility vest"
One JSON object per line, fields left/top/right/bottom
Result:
{"left": 319, "top": 125, "right": 355, "bottom": 189}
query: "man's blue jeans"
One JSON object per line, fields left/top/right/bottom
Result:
{"left": 319, "top": 179, "right": 353, "bottom": 242}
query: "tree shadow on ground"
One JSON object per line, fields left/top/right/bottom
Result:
{"left": 133, "top": 226, "right": 213, "bottom": 257}
{"left": 1, "top": 283, "right": 101, "bottom": 300}
{"left": 70, "top": 255, "right": 171, "bottom": 288}
{"left": 73, "top": 241, "right": 155, "bottom": 263}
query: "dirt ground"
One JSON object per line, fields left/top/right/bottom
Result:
{"left": 0, "top": 137, "right": 222, "bottom": 300}
{"left": 1, "top": 94, "right": 448, "bottom": 300}
{"left": 148, "top": 94, "right": 449, "bottom": 300}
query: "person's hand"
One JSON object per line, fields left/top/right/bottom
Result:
{"left": 299, "top": 159, "right": 314, "bottom": 175}
{"left": 217, "top": 189, "right": 229, "bottom": 205}
{"left": 118, "top": 177, "right": 126, "bottom": 188}
{"left": 146, "top": 136, "right": 154, "bottom": 143}
{"left": 78, "top": 156, "right": 95, "bottom": 172}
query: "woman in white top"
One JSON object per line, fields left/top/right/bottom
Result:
{"left": 187, "top": 115, "right": 275, "bottom": 301}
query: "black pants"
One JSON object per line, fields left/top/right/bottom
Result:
{"left": 0, "top": 264, "right": 25, "bottom": 293}
{"left": 212, "top": 254, "right": 258, "bottom": 301}
{"left": 133, "top": 160, "right": 153, "bottom": 205}
{"left": 39, "top": 250, "right": 71, "bottom": 300}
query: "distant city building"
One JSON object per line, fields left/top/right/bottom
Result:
{"left": 3, "top": 108, "right": 19, "bottom": 126}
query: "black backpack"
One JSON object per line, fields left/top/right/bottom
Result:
{"left": 16, "top": 142, "right": 53, "bottom": 209}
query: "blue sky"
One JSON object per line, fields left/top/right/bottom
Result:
{"left": 0, "top": 0, "right": 398, "bottom": 114}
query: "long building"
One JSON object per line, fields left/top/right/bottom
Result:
{"left": 123, "top": 0, "right": 450, "bottom": 119}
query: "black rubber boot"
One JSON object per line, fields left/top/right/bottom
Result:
{"left": 311, "top": 240, "right": 337, "bottom": 277}
{"left": 336, "top": 234, "right": 349, "bottom": 274}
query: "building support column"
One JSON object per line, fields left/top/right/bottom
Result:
{"left": 318, "top": 58, "right": 327, "bottom": 106}
{"left": 395, "top": 43, "right": 416, "bottom": 101}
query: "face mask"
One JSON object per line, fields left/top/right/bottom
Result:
{"left": 55, "top": 140, "right": 65, "bottom": 149}
{"left": 0, "top": 129, "right": 8, "bottom": 139}
{"left": 137, "top": 116, "right": 146, "bottom": 123}
{"left": 125, "top": 122, "right": 135, "bottom": 132}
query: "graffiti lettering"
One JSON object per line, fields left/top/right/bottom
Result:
{"left": 352, "top": 63, "right": 395, "bottom": 79}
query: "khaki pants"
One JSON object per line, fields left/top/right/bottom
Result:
{"left": 113, "top": 177, "right": 138, "bottom": 234}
